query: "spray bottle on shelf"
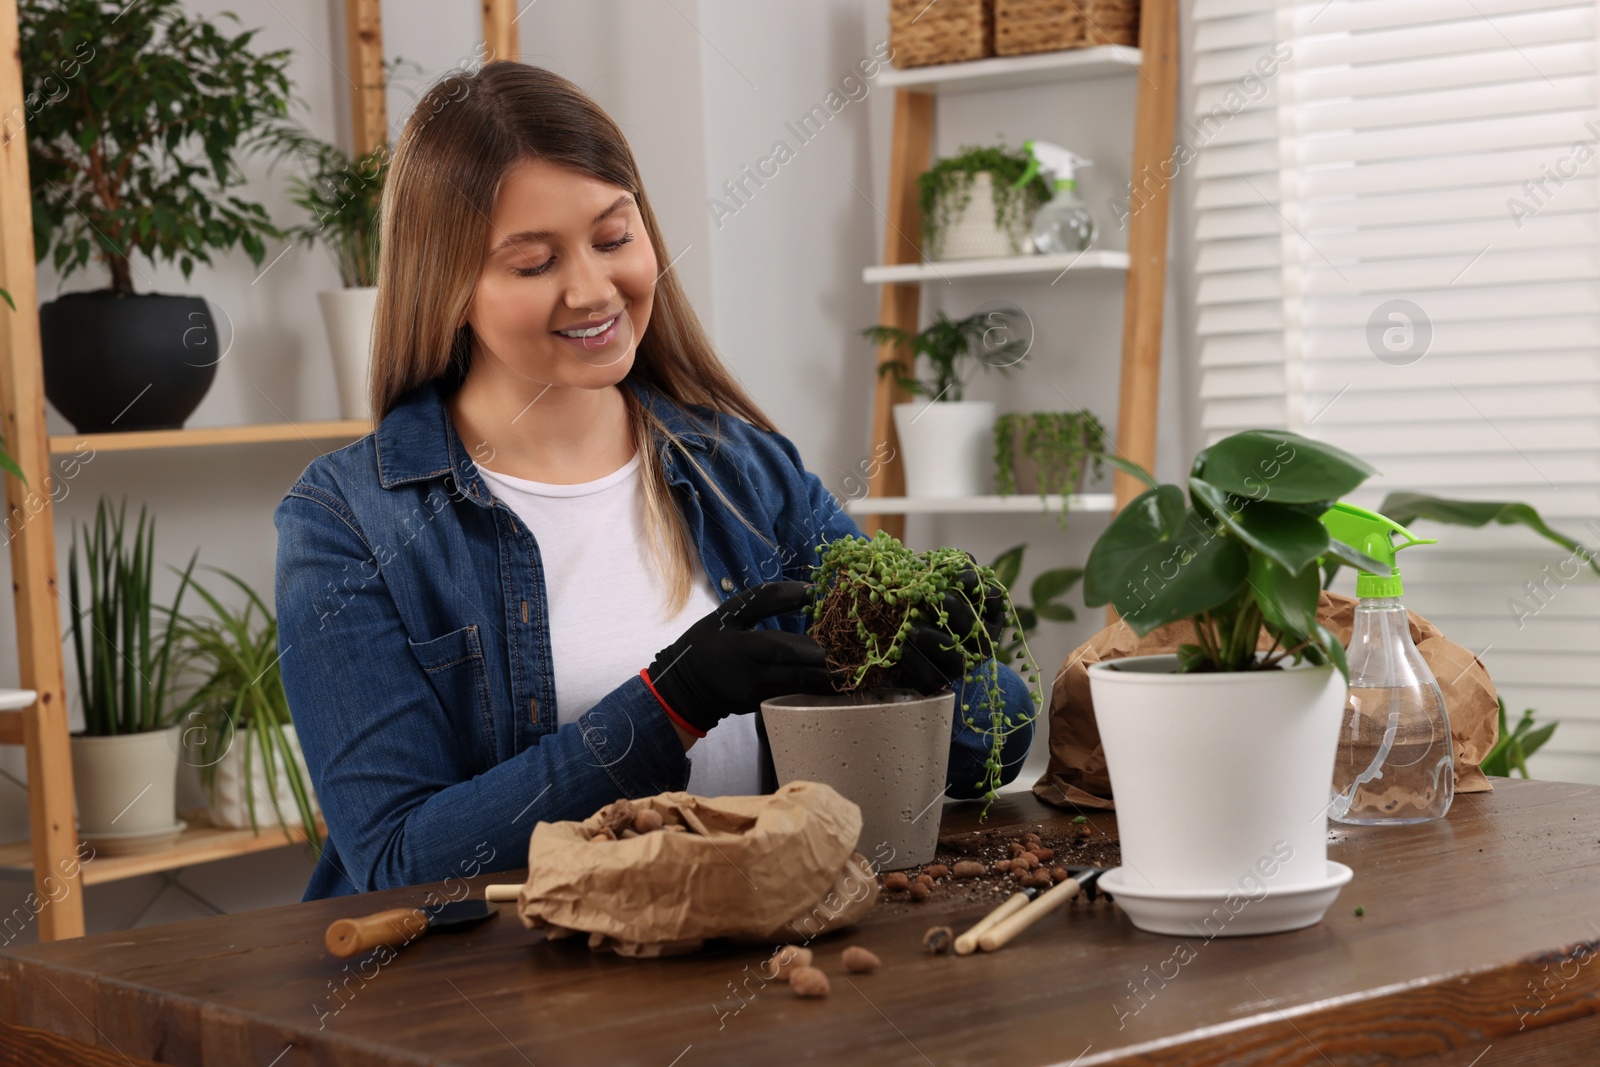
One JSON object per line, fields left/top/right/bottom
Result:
{"left": 1012, "top": 140, "right": 1096, "bottom": 254}
{"left": 1318, "top": 502, "right": 1454, "bottom": 825}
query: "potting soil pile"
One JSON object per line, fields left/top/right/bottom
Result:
{"left": 514, "top": 780, "right": 878, "bottom": 957}
{"left": 1034, "top": 589, "right": 1500, "bottom": 811}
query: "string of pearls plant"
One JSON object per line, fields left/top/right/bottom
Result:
{"left": 800, "top": 530, "right": 1045, "bottom": 810}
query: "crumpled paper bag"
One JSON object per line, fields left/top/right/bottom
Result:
{"left": 516, "top": 780, "right": 879, "bottom": 957}
{"left": 1033, "top": 589, "right": 1499, "bottom": 811}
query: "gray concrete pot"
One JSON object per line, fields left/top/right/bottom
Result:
{"left": 761, "top": 689, "right": 954, "bottom": 871}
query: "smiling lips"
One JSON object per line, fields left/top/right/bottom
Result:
{"left": 554, "top": 313, "right": 620, "bottom": 340}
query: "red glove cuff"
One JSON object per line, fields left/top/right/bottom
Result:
{"left": 640, "top": 667, "right": 707, "bottom": 739}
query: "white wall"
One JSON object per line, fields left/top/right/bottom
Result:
{"left": 0, "top": 0, "right": 1187, "bottom": 943}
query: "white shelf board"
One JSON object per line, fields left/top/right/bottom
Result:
{"left": 878, "top": 46, "right": 1142, "bottom": 94}
{"left": 845, "top": 494, "right": 1115, "bottom": 516}
{"left": 0, "top": 689, "right": 36, "bottom": 712}
{"left": 863, "top": 250, "right": 1129, "bottom": 285}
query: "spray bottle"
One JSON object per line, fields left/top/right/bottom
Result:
{"left": 1012, "top": 140, "right": 1096, "bottom": 254}
{"left": 1318, "top": 502, "right": 1454, "bottom": 824}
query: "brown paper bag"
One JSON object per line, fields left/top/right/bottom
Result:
{"left": 515, "top": 780, "right": 879, "bottom": 956}
{"left": 1033, "top": 590, "right": 1499, "bottom": 811}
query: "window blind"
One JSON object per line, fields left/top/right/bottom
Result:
{"left": 1191, "top": 0, "right": 1600, "bottom": 779}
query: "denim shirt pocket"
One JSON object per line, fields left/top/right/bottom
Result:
{"left": 406, "top": 624, "right": 496, "bottom": 766}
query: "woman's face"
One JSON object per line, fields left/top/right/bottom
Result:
{"left": 461, "top": 157, "right": 657, "bottom": 390}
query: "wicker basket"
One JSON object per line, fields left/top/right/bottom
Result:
{"left": 995, "top": 0, "right": 1140, "bottom": 54}
{"left": 888, "top": 0, "right": 994, "bottom": 68}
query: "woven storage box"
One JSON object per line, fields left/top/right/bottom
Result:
{"left": 889, "top": 0, "right": 994, "bottom": 68}
{"left": 995, "top": 0, "right": 1140, "bottom": 54}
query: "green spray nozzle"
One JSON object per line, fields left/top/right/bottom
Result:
{"left": 1012, "top": 139, "right": 1092, "bottom": 193}
{"left": 1319, "top": 501, "right": 1436, "bottom": 598}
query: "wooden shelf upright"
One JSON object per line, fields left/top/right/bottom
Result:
{"left": 860, "top": 1, "right": 1180, "bottom": 542}
{"left": 0, "top": 0, "right": 521, "bottom": 942}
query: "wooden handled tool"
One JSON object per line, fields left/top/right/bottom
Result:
{"left": 977, "top": 867, "right": 1107, "bottom": 953}
{"left": 954, "top": 888, "right": 1037, "bottom": 956}
{"left": 325, "top": 899, "right": 498, "bottom": 958}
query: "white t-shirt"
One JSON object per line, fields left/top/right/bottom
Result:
{"left": 475, "top": 449, "right": 762, "bottom": 797}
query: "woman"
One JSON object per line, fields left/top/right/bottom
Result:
{"left": 275, "top": 62, "right": 1036, "bottom": 900}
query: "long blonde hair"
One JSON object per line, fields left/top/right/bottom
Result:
{"left": 371, "top": 62, "right": 777, "bottom": 616}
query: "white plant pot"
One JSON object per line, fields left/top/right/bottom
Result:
{"left": 893, "top": 400, "right": 995, "bottom": 498}
{"left": 318, "top": 287, "right": 378, "bottom": 421}
{"left": 761, "top": 690, "right": 954, "bottom": 871}
{"left": 209, "top": 723, "right": 320, "bottom": 831}
{"left": 1088, "top": 653, "right": 1351, "bottom": 935}
{"left": 930, "top": 171, "right": 1031, "bottom": 260}
{"left": 69, "top": 724, "right": 181, "bottom": 836}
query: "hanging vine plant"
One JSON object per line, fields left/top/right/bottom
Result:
{"left": 801, "top": 530, "right": 1045, "bottom": 811}
{"left": 918, "top": 138, "right": 1052, "bottom": 260}
{"left": 993, "top": 410, "right": 1109, "bottom": 529}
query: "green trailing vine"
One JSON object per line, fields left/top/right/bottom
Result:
{"left": 800, "top": 530, "right": 1045, "bottom": 813}
{"left": 993, "top": 410, "right": 1108, "bottom": 529}
{"left": 918, "top": 139, "right": 1052, "bottom": 260}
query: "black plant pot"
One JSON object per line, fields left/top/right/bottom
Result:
{"left": 40, "top": 290, "right": 220, "bottom": 434}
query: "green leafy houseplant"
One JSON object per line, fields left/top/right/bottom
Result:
{"left": 802, "top": 530, "right": 1044, "bottom": 807}
{"left": 985, "top": 543, "right": 1083, "bottom": 670}
{"left": 21, "top": 0, "right": 297, "bottom": 295}
{"left": 1480, "top": 697, "right": 1557, "bottom": 778}
{"left": 169, "top": 568, "right": 322, "bottom": 851}
{"left": 862, "top": 307, "right": 1028, "bottom": 402}
{"left": 257, "top": 127, "right": 389, "bottom": 289}
{"left": 918, "top": 139, "right": 1053, "bottom": 260}
{"left": 993, "top": 410, "right": 1108, "bottom": 529}
{"left": 67, "top": 497, "right": 198, "bottom": 735}
{"left": 1082, "top": 429, "right": 1389, "bottom": 676}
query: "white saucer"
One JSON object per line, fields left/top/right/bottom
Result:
{"left": 78, "top": 820, "right": 187, "bottom": 856}
{"left": 1100, "top": 861, "right": 1353, "bottom": 937}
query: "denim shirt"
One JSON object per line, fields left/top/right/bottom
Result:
{"left": 274, "top": 373, "right": 1037, "bottom": 899}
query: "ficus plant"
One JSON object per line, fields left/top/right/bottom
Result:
{"left": 1081, "top": 429, "right": 1390, "bottom": 677}
{"left": 802, "top": 530, "right": 1045, "bottom": 808}
{"left": 20, "top": 0, "right": 300, "bottom": 295}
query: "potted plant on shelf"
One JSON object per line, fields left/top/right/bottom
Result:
{"left": 863, "top": 306, "right": 1028, "bottom": 498}
{"left": 761, "top": 531, "right": 1043, "bottom": 869}
{"left": 170, "top": 568, "right": 322, "bottom": 852}
{"left": 263, "top": 126, "right": 389, "bottom": 421}
{"left": 993, "top": 409, "right": 1108, "bottom": 529}
{"left": 919, "top": 139, "right": 1052, "bottom": 261}
{"left": 1080, "top": 429, "right": 1387, "bottom": 935}
{"left": 65, "top": 497, "right": 198, "bottom": 853}
{"left": 20, "top": 0, "right": 298, "bottom": 433}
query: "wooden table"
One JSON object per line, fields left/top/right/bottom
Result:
{"left": 2, "top": 777, "right": 1597, "bottom": 1066}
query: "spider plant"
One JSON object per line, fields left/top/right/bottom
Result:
{"left": 66, "top": 497, "right": 198, "bottom": 735}
{"left": 168, "top": 566, "right": 322, "bottom": 851}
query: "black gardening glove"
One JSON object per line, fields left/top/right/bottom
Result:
{"left": 645, "top": 580, "right": 836, "bottom": 734}
{"left": 893, "top": 552, "right": 1008, "bottom": 695}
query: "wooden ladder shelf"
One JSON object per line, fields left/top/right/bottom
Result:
{"left": 860, "top": 0, "right": 1179, "bottom": 542}
{"left": 0, "top": 0, "right": 522, "bottom": 942}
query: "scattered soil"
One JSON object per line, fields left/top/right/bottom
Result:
{"left": 873, "top": 819, "right": 1121, "bottom": 917}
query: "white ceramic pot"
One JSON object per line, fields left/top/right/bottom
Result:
{"left": 930, "top": 171, "right": 1031, "bottom": 260}
{"left": 1088, "top": 653, "right": 1350, "bottom": 934}
{"left": 69, "top": 724, "right": 181, "bottom": 836}
{"left": 761, "top": 690, "right": 954, "bottom": 871}
{"left": 893, "top": 400, "right": 995, "bottom": 498}
{"left": 317, "top": 287, "right": 378, "bottom": 421}
{"left": 208, "top": 723, "right": 321, "bottom": 831}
